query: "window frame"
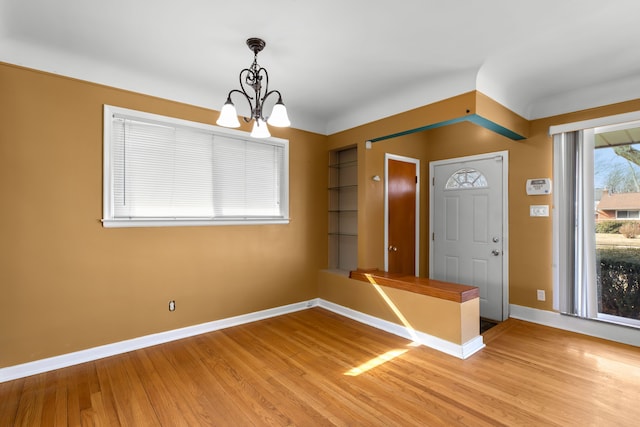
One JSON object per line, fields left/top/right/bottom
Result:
{"left": 551, "top": 111, "right": 640, "bottom": 330}
{"left": 102, "top": 105, "right": 289, "bottom": 228}
{"left": 616, "top": 210, "right": 640, "bottom": 219}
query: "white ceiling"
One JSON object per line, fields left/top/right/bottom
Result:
{"left": 2, "top": 0, "right": 640, "bottom": 135}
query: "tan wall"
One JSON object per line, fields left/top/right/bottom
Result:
{"left": 360, "top": 132, "right": 430, "bottom": 275}
{"left": 326, "top": 91, "right": 640, "bottom": 317}
{"left": 0, "top": 63, "right": 328, "bottom": 367}
{"left": 328, "top": 92, "right": 479, "bottom": 151}
{"left": 476, "top": 91, "right": 530, "bottom": 138}
{"left": 426, "top": 121, "right": 552, "bottom": 308}
{"left": 343, "top": 93, "right": 481, "bottom": 271}
{"left": 4, "top": 59, "right": 640, "bottom": 368}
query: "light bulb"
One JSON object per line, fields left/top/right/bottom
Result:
{"left": 216, "top": 99, "right": 241, "bottom": 128}
{"left": 267, "top": 100, "right": 291, "bottom": 127}
{"left": 250, "top": 119, "right": 271, "bottom": 138}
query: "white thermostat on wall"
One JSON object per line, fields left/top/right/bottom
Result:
{"left": 526, "top": 178, "right": 552, "bottom": 195}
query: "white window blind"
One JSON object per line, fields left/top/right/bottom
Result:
{"left": 103, "top": 105, "right": 289, "bottom": 227}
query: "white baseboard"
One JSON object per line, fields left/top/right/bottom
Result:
{"left": 509, "top": 304, "right": 640, "bottom": 347}
{"left": 0, "top": 299, "right": 318, "bottom": 383}
{"left": 1, "top": 297, "right": 485, "bottom": 383}
{"left": 318, "top": 299, "right": 484, "bottom": 359}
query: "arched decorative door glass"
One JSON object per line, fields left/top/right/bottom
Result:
{"left": 445, "top": 168, "right": 488, "bottom": 190}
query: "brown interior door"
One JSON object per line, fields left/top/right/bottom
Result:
{"left": 388, "top": 159, "right": 417, "bottom": 275}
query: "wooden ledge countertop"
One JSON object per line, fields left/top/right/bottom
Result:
{"left": 349, "top": 269, "right": 479, "bottom": 303}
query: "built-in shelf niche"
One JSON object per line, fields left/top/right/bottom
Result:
{"left": 328, "top": 146, "right": 358, "bottom": 271}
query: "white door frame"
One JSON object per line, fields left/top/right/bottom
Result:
{"left": 384, "top": 153, "right": 420, "bottom": 276}
{"left": 429, "top": 151, "right": 510, "bottom": 320}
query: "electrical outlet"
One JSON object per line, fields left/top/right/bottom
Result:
{"left": 169, "top": 300, "right": 176, "bottom": 311}
{"left": 536, "top": 290, "right": 546, "bottom": 301}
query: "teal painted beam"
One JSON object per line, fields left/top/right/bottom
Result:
{"left": 467, "top": 115, "right": 527, "bottom": 141}
{"left": 369, "top": 113, "right": 526, "bottom": 143}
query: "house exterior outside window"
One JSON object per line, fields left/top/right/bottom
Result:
{"left": 596, "top": 189, "right": 640, "bottom": 220}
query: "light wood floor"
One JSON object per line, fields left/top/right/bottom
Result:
{"left": 2, "top": 308, "right": 640, "bottom": 426}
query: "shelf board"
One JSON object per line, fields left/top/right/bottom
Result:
{"left": 328, "top": 185, "right": 357, "bottom": 190}
{"left": 329, "top": 160, "right": 358, "bottom": 169}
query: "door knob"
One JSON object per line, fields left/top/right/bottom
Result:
{"left": 491, "top": 249, "right": 500, "bottom": 256}
{"left": 492, "top": 237, "right": 500, "bottom": 243}
{"left": 388, "top": 245, "right": 398, "bottom": 252}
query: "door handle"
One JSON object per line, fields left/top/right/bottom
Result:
{"left": 491, "top": 249, "right": 500, "bottom": 256}
{"left": 388, "top": 245, "right": 398, "bottom": 252}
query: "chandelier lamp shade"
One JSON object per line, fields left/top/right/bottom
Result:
{"left": 216, "top": 38, "right": 291, "bottom": 138}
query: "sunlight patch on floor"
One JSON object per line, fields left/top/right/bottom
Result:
{"left": 343, "top": 274, "right": 422, "bottom": 376}
{"left": 344, "top": 348, "right": 408, "bottom": 376}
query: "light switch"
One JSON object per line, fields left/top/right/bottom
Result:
{"left": 530, "top": 205, "right": 549, "bottom": 217}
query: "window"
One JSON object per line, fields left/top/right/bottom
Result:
{"left": 553, "top": 113, "right": 640, "bottom": 329}
{"left": 444, "top": 168, "right": 488, "bottom": 189}
{"left": 616, "top": 210, "right": 640, "bottom": 219}
{"left": 102, "top": 105, "right": 289, "bottom": 227}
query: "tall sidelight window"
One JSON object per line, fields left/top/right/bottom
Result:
{"left": 102, "top": 105, "right": 289, "bottom": 228}
{"left": 553, "top": 116, "right": 640, "bottom": 328}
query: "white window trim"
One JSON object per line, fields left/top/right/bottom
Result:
{"left": 552, "top": 112, "right": 640, "bottom": 330}
{"left": 597, "top": 312, "right": 640, "bottom": 329}
{"left": 549, "top": 110, "right": 640, "bottom": 135}
{"left": 102, "top": 105, "right": 289, "bottom": 228}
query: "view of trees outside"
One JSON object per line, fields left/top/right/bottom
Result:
{"left": 596, "top": 144, "right": 640, "bottom": 193}
{"left": 595, "top": 141, "right": 640, "bottom": 322}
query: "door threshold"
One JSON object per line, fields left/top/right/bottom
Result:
{"left": 480, "top": 317, "right": 500, "bottom": 334}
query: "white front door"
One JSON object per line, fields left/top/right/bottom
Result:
{"left": 430, "top": 153, "right": 507, "bottom": 321}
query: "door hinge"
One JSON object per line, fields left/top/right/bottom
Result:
{"left": 432, "top": 232, "right": 435, "bottom": 241}
{"left": 415, "top": 176, "right": 418, "bottom": 184}
{"left": 432, "top": 177, "right": 435, "bottom": 186}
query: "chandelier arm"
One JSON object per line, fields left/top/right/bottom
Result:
{"left": 262, "top": 89, "right": 283, "bottom": 104}
{"left": 238, "top": 68, "right": 256, "bottom": 102}
{"left": 240, "top": 66, "right": 266, "bottom": 121}
{"left": 226, "top": 89, "right": 254, "bottom": 123}
{"left": 262, "top": 89, "right": 282, "bottom": 120}
{"left": 250, "top": 67, "right": 269, "bottom": 122}
{"left": 258, "top": 67, "right": 269, "bottom": 104}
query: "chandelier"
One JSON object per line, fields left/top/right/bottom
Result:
{"left": 216, "top": 37, "right": 290, "bottom": 138}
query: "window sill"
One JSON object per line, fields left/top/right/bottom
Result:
{"left": 596, "top": 313, "right": 640, "bottom": 329}
{"left": 101, "top": 218, "right": 290, "bottom": 228}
